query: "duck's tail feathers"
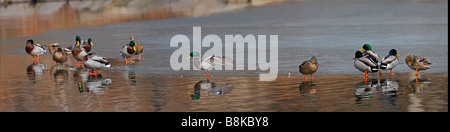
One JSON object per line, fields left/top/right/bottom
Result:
{"left": 370, "top": 66, "right": 379, "bottom": 72}
{"left": 380, "top": 63, "right": 387, "bottom": 70}
{"left": 105, "top": 62, "right": 111, "bottom": 68}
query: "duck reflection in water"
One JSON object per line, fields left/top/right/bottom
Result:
{"left": 354, "top": 78, "right": 379, "bottom": 101}
{"left": 191, "top": 80, "right": 234, "bottom": 100}
{"left": 122, "top": 65, "right": 137, "bottom": 85}
{"left": 407, "top": 76, "right": 430, "bottom": 94}
{"left": 50, "top": 64, "right": 69, "bottom": 85}
{"left": 77, "top": 76, "right": 112, "bottom": 94}
{"left": 298, "top": 81, "right": 318, "bottom": 99}
{"left": 26, "top": 62, "right": 47, "bottom": 81}
{"left": 380, "top": 78, "right": 399, "bottom": 97}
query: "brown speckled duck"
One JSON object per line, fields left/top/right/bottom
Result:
{"left": 405, "top": 54, "right": 431, "bottom": 76}
{"left": 299, "top": 56, "right": 318, "bottom": 81}
{"left": 52, "top": 47, "right": 69, "bottom": 67}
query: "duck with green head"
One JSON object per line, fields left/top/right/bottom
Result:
{"left": 380, "top": 49, "right": 400, "bottom": 76}
{"left": 82, "top": 38, "right": 93, "bottom": 53}
{"left": 354, "top": 51, "right": 379, "bottom": 78}
{"left": 120, "top": 41, "right": 137, "bottom": 64}
{"left": 359, "top": 44, "right": 379, "bottom": 64}
{"left": 72, "top": 35, "right": 87, "bottom": 68}
{"left": 130, "top": 36, "right": 144, "bottom": 60}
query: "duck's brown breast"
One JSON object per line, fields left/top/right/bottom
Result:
{"left": 25, "top": 44, "right": 34, "bottom": 54}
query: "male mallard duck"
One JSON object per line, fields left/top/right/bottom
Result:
{"left": 25, "top": 39, "right": 46, "bottom": 63}
{"left": 380, "top": 49, "right": 400, "bottom": 75}
{"left": 130, "top": 36, "right": 143, "bottom": 60}
{"left": 83, "top": 53, "right": 111, "bottom": 77}
{"left": 187, "top": 51, "right": 233, "bottom": 80}
{"left": 120, "top": 41, "right": 136, "bottom": 64}
{"left": 72, "top": 35, "right": 88, "bottom": 68}
{"left": 354, "top": 51, "right": 379, "bottom": 78}
{"left": 405, "top": 54, "right": 431, "bottom": 76}
{"left": 359, "top": 44, "right": 379, "bottom": 63}
{"left": 82, "top": 38, "right": 93, "bottom": 53}
{"left": 299, "top": 56, "right": 318, "bottom": 81}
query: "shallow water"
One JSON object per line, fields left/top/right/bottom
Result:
{"left": 0, "top": 55, "right": 447, "bottom": 112}
{"left": 0, "top": 0, "right": 448, "bottom": 111}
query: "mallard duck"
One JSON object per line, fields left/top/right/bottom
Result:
{"left": 72, "top": 35, "right": 87, "bottom": 68}
{"left": 380, "top": 49, "right": 400, "bottom": 75}
{"left": 120, "top": 41, "right": 136, "bottom": 64}
{"left": 49, "top": 43, "right": 59, "bottom": 55}
{"left": 82, "top": 38, "right": 93, "bottom": 53}
{"left": 52, "top": 47, "right": 69, "bottom": 67}
{"left": 130, "top": 36, "right": 143, "bottom": 60}
{"left": 187, "top": 51, "right": 233, "bottom": 80}
{"left": 354, "top": 51, "right": 379, "bottom": 78}
{"left": 83, "top": 53, "right": 111, "bottom": 77}
{"left": 405, "top": 54, "right": 431, "bottom": 76}
{"left": 25, "top": 39, "right": 46, "bottom": 63}
{"left": 49, "top": 43, "right": 72, "bottom": 55}
{"left": 359, "top": 44, "right": 379, "bottom": 63}
{"left": 298, "top": 56, "right": 318, "bottom": 81}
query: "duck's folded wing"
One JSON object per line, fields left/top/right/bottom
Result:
{"left": 91, "top": 55, "right": 109, "bottom": 64}
{"left": 382, "top": 56, "right": 398, "bottom": 64}
{"left": 359, "top": 58, "right": 377, "bottom": 67}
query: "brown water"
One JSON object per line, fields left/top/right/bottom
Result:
{"left": 0, "top": 0, "right": 448, "bottom": 112}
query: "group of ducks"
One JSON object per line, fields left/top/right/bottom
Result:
{"left": 298, "top": 44, "right": 432, "bottom": 81}
{"left": 26, "top": 38, "right": 431, "bottom": 80}
{"left": 25, "top": 35, "right": 144, "bottom": 77}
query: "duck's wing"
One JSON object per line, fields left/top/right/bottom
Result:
{"left": 359, "top": 57, "right": 378, "bottom": 67}
{"left": 381, "top": 55, "right": 398, "bottom": 64}
{"left": 299, "top": 60, "right": 309, "bottom": 68}
{"left": 416, "top": 56, "right": 432, "bottom": 66}
{"left": 364, "top": 50, "right": 379, "bottom": 62}
{"left": 90, "top": 54, "right": 109, "bottom": 64}
{"left": 62, "top": 48, "right": 72, "bottom": 55}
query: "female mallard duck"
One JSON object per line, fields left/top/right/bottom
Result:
{"left": 52, "top": 47, "right": 69, "bottom": 67}
{"left": 25, "top": 39, "right": 47, "bottom": 63}
{"left": 72, "top": 35, "right": 88, "bottom": 68}
{"left": 49, "top": 43, "right": 72, "bottom": 55}
{"left": 359, "top": 44, "right": 379, "bottom": 64}
{"left": 405, "top": 54, "right": 431, "bottom": 76}
{"left": 380, "top": 49, "right": 400, "bottom": 75}
{"left": 299, "top": 56, "right": 318, "bottom": 81}
{"left": 120, "top": 41, "right": 136, "bottom": 64}
{"left": 130, "top": 36, "right": 143, "bottom": 60}
{"left": 82, "top": 38, "right": 93, "bottom": 53}
{"left": 83, "top": 53, "right": 111, "bottom": 77}
{"left": 354, "top": 51, "right": 379, "bottom": 78}
{"left": 187, "top": 51, "right": 233, "bottom": 80}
